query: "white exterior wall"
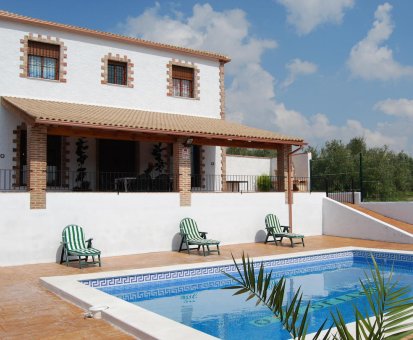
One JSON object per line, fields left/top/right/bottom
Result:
{"left": 226, "top": 153, "right": 311, "bottom": 177}
{"left": 0, "top": 19, "right": 221, "bottom": 171}
{"left": 323, "top": 198, "right": 413, "bottom": 244}
{"left": 292, "top": 152, "right": 311, "bottom": 177}
{"left": 226, "top": 155, "right": 271, "bottom": 175}
{"left": 0, "top": 192, "right": 324, "bottom": 266}
{"left": 203, "top": 146, "right": 220, "bottom": 176}
{"left": 359, "top": 202, "right": 413, "bottom": 225}
{"left": 0, "top": 103, "right": 22, "bottom": 170}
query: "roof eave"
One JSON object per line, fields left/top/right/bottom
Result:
{"left": 0, "top": 11, "right": 231, "bottom": 63}
{"left": 36, "top": 118, "right": 305, "bottom": 146}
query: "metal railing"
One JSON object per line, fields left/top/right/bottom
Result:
{"left": 0, "top": 169, "right": 179, "bottom": 193}
{"left": 0, "top": 169, "right": 27, "bottom": 191}
{"left": 0, "top": 169, "right": 311, "bottom": 194}
{"left": 310, "top": 175, "right": 357, "bottom": 203}
{"left": 191, "top": 175, "right": 310, "bottom": 193}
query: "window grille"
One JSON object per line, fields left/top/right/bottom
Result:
{"left": 172, "top": 65, "right": 194, "bottom": 98}
{"left": 108, "top": 61, "right": 127, "bottom": 85}
{"left": 27, "top": 41, "right": 60, "bottom": 80}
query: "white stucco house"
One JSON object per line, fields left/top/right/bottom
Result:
{"left": 0, "top": 11, "right": 325, "bottom": 266}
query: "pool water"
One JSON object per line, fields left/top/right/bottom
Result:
{"left": 97, "top": 253, "right": 413, "bottom": 339}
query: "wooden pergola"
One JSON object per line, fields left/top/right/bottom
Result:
{"left": 2, "top": 96, "right": 305, "bottom": 228}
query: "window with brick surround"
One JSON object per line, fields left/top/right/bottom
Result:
{"left": 172, "top": 65, "right": 194, "bottom": 98}
{"left": 27, "top": 41, "right": 60, "bottom": 80}
{"left": 101, "top": 53, "right": 134, "bottom": 87}
{"left": 108, "top": 60, "right": 127, "bottom": 85}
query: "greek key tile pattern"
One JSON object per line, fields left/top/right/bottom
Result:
{"left": 80, "top": 250, "right": 413, "bottom": 289}
{"left": 100, "top": 260, "right": 354, "bottom": 303}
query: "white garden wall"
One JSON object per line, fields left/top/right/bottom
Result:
{"left": 360, "top": 202, "right": 413, "bottom": 225}
{"left": 0, "top": 192, "right": 324, "bottom": 266}
{"left": 323, "top": 198, "right": 413, "bottom": 244}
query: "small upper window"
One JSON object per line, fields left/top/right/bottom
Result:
{"left": 108, "top": 61, "right": 127, "bottom": 85}
{"left": 27, "top": 41, "right": 60, "bottom": 80}
{"left": 172, "top": 65, "right": 194, "bottom": 98}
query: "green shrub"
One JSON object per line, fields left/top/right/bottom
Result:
{"left": 257, "top": 175, "right": 272, "bottom": 192}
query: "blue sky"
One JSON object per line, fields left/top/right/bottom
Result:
{"left": 2, "top": 0, "right": 413, "bottom": 153}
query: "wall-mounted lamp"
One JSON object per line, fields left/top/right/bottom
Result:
{"left": 183, "top": 137, "right": 194, "bottom": 147}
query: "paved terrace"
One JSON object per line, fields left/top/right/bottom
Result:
{"left": 2, "top": 236, "right": 413, "bottom": 339}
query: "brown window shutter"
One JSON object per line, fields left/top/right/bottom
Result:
{"left": 28, "top": 41, "right": 60, "bottom": 59}
{"left": 172, "top": 65, "right": 194, "bottom": 81}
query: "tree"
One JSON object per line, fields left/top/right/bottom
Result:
{"left": 347, "top": 137, "right": 367, "bottom": 156}
{"left": 309, "top": 137, "right": 413, "bottom": 201}
{"left": 226, "top": 147, "right": 277, "bottom": 158}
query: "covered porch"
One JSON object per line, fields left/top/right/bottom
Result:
{"left": 1, "top": 96, "right": 305, "bottom": 209}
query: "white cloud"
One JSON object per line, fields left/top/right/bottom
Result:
{"left": 118, "top": 3, "right": 277, "bottom": 74}
{"left": 348, "top": 3, "right": 413, "bottom": 80}
{"left": 277, "top": 0, "right": 354, "bottom": 35}
{"left": 374, "top": 98, "right": 413, "bottom": 118}
{"left": 282, "top": 58, "right": 317, "bottom": 88}
{"left": 273, "top": 104, "right": 405, "bottom": 150}
{"left": 117, "top": 3, "right": 409, "bottom": 153}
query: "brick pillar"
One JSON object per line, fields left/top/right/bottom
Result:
{"left": 173, "top": 139, "right": 191, "bottom": 206}
{"left": 27, "top": 124, "right": 47, "bottom": 209}
{"left": 276, "top": 144, "right": 292, "bottom": 192}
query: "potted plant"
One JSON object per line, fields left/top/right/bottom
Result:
{"left": 73, "top": 137, "right": 90, "bottom": 191}
{"left": 257, "top": 174, "right": 272, "bottom": 192}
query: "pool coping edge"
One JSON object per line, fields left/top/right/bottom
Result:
{"left": 40, "top": 247, "right": 413, "bottom": 339}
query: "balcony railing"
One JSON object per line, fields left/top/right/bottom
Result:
{"left": 0, "top": 169, "right": 179, "bottom": 193}
{"left": 0, "top": 169, "right": 311, "bottom": 193}
{"left": 191, "top": 175, "right": 310, "bottom": 193}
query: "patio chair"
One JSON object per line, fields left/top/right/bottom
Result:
{"left": 264, "top": 214, "right": 305, "bottom": 248}
{"left": 60, "top": 224, "right": 101, "bottom": 268}
{"left": 179, "top": 218, "right": 220, "bottom": 256}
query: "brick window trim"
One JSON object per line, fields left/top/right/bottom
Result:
{"left": 19, "top": 33, "right": 67, "bottom": 83}
{"left": 166, "top": 60, "right": 200, "bottom": 100}
{"left": 101, "top": 53, "right": 134, "bottom": 88}
{"left": 219, "top": 61, "right": 225, "bottom": 119}
{"left": 12, "top": 123, "right": 26, "bottom": 188}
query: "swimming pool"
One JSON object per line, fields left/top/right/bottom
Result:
{"left": 41, "top": 248, "right": 413, "bottom": 339}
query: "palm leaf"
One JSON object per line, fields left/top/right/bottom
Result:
{"left": 222, "top": 252, "right": 329, "bottom": 339}
{"left": 330, "top": 255, "right": 413, "bottom": 339}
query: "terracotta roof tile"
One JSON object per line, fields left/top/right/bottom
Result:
{"left": 0, "top": 10, "right": 230, "bottom": 63}
{"left": 1, "top": 96, "right": 304, "bottom": 144}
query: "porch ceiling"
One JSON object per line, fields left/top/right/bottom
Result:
{"left": 2, "top": 96, "right": 305, "bottom": 148}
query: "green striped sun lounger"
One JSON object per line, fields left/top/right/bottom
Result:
{"left": 179, "top": 218, "right": 220, "bottom": 256}
{"left": 264, "top": 214, "right": 305, "bottom": 248}
{"left": 60, "top": 224, "right": 101, "bottom": 268}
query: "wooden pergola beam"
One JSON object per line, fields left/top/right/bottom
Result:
{"left": 46, "top": 124, "right": 304, "bottom": 149}
{"left": 47, "top": 125, "right": 177, "bottom": 144}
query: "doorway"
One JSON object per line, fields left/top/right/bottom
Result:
{"left": 98, "top": 139, "right": 136, "bottom": 190}
{"left": 191, "top": 145, "right": 201, "bottom": 188}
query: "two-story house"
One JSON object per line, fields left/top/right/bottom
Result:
{"left": 0, "top": 11, "right": 318, "bottom": 266}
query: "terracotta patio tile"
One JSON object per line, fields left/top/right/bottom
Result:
{"left": 1, "top": 236, "right": 413, "bottom": 338}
